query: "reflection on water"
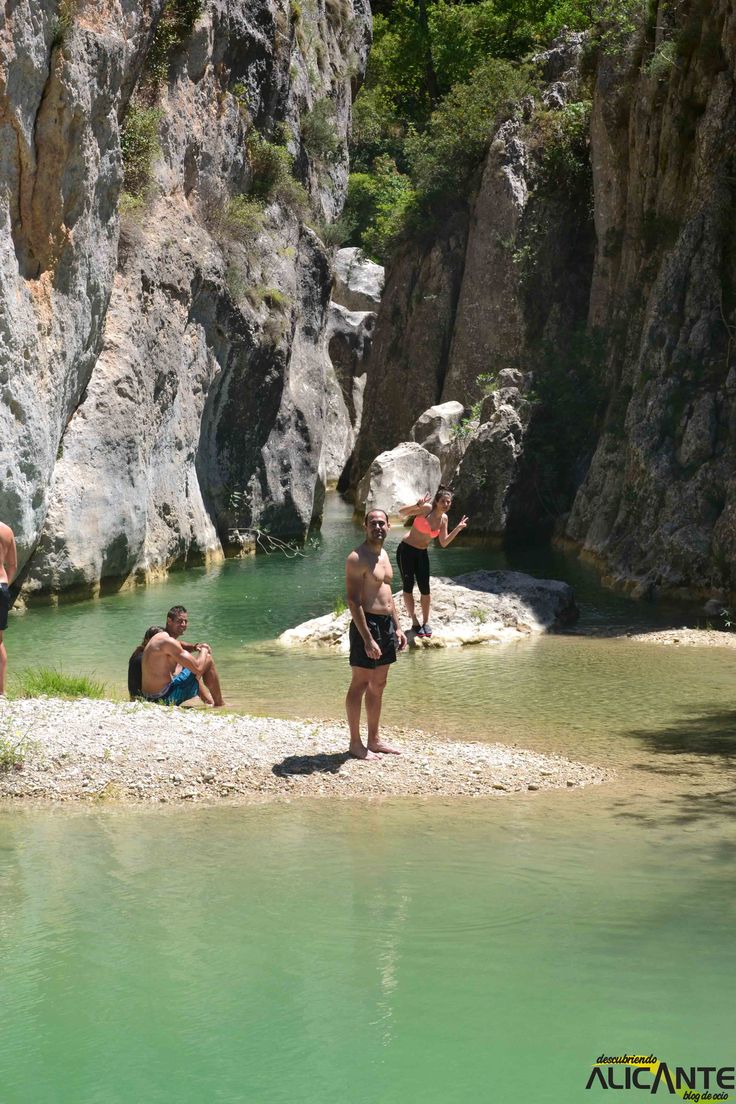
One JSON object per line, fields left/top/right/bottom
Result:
{"left": 2, "top": 494, "right": 736, "bottom": 1100}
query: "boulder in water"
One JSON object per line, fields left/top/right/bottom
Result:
{"left": 279, "top": 570, "right": 578, "bottom": 650}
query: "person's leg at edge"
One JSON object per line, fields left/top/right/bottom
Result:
{"left": 403, "top": 590, "right": 420, "bottom": 628}
{"left": 365, "top": 666, "right": 401, "bottom": 754}
{"left": 346, "top": 667, "right": 378, "bottom": 758}
{"left": 197, "top": 676, "right": 215, "bottom": 706}
{"left": 0, "top": 631, "right": 6, "bottom": 696}
{"left": 420, "top": 593, "right": 431, "bottom": 627}
{"left": 202, "top": 654, "right": 225, "bottom": 706}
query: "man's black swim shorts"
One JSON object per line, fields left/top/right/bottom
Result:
{"left": 349, "top": 612, "right": 397, "bottom": 669}
{"left": 0, "top": 584, "right": 10, "bottom": 631}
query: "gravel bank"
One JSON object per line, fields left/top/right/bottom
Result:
{"left": 0, "top": 698, "right": 608, "bottom": 804}
{"left": 627, "top": 628, "right": 736, "bottom": 648}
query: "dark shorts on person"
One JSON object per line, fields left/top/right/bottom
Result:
{"left": 396, "top": 541, "right": 431, "bottom": 596}
{"left": 349, "top": 613, "right": 397, "bottom": 669}
{"left": 144, "top": 668, "right": 200, "bottom": 706}
{"left": 0, "top": 583, "right": 10, "bottom": 631}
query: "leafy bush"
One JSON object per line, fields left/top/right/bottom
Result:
{"left": 344, "top": 157, "right": 415, "bottom": 261}
{"left": 120, "top": 106, "right": 162, "bottom": 196}
{"left": 301, "top": 99, "right": 342, "bottom": 163}
{"left": 404, "top": 58, "right": 532, "bottom": 207}
{"left": 533, "top": 99, "right": 592, "bottom": 203}
{"left": 313, "top": 213, "right": 357, "bottom": 249}
{"left": 223, "top": 195, "right": 265, "bottom": 243}
{"left": 145, "top": 0, "right": 203, "bottom": 88}
{"left": 248, "top": 133, "right": 310, "bottom": 215}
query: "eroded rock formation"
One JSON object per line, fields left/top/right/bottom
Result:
{"left": 1, "top": 0, "right": 370, "bottom": 598}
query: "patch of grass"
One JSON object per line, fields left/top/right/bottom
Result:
{"left": 12, "top": 667, "right": 109, "bottom": 701}
{"left": 120, "top": 106, "right": 162, "bottom": 197}
{"left": 246, "top": 285, "right": 291, "bottom": 312}
{"left": 470, "top": 607, "right": 487, "bottom": 625}
{"left": 225, "top": 262, "right": 248, "bottom": 304}
{"left": 333, "top": 595, "right": 347, "bottom": 616}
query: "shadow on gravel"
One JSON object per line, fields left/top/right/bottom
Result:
{"left": 272, "top": 752, "right": 350, "bottom": 777}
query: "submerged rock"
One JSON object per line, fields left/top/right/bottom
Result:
{"left": 279, "top": 570, "right": 578, "bottom": 650}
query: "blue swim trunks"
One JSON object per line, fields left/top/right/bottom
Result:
{"left": 145, "top": 669, "right": 199, "bottom": 706}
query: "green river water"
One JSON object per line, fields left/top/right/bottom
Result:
{"left": 1, "top": 494, "right": 735, "bottom": 1102}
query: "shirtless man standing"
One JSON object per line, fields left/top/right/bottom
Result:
{"left": 345, "top": 509, "right": 407, "bottom": 759}
{"left": 0, "top": 521, "right": 17, "bottom": 696}
{"left": 141, "top": 624, "right": 215, "bottom": 707}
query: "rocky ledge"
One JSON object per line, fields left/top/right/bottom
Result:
{"left": 280, "top": 570, "right": 578, "bottom": 650}
{"left": 0, "top": 697, "right": 606, "bottom": 804}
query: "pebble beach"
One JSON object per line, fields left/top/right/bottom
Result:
{"left": 0, "top": 697, "right": 608, "bottom": 804}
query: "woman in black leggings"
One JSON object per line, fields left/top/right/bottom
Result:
{"left": 396, "top": 486, "right": 468, "bottom": 637}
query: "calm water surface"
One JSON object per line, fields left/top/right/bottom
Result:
{"left": 1, "top": 495, "right": 735, "bottom": 1102}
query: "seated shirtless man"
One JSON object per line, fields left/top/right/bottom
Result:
{"left": 345, "top": 508, "right": 407, "bottom": 759}
{"left": 165, "top": 605, "right": 225, "bottom": 707}
{"left": 141, "top": 624, "right": 215, "bottom": 707}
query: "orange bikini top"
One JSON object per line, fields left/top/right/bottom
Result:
{"left": 412, "top": 513, "right": 440, "bottom": 538}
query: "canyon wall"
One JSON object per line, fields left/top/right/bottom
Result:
{"left": 0, "top": 0, "right": 369, "bottom": 598}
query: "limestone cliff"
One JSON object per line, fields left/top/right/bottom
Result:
{"left": 0, "top": 0, "right": 369, "bottom": 598}
{"left": 350, "top": 3, "right": 736, "bottom": 600}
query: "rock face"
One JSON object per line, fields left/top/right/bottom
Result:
{"left": 355, "top": 441, "right": 441, "bottom": 519}
{"left": 279, "top": 569, "right": 578, "bottom": 649}
{"left": 564, "top": 0, "right": 736, "bottom": 598}
{"left": 347, "top": 37, "right": 594, "bottom": 535}
{"left": 332, "top": 246, "right": 384, "bottom": 311}
{"left": 321, "top": 302, "right": 375, "bottom": 484}
{"left": 349, "top": 7, "right": 736, "bottom": 599}
{"left": 1, "top": 0, "right": 371, "bottom": 597}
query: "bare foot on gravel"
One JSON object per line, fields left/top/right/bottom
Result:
{"left": 367, "top": 742, "right": 402, "bottom": 755}
{"left": 349, "top": 745, "right": 380, "bottom": 760}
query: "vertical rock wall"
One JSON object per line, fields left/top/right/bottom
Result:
{"left": 0, "top": 0, "right": 370, "bottom": 598}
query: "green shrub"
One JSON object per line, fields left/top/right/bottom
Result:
{"left": 223, "top": 195, "right": 265, "bottom": 243}
{"left": 247, "top": 133, "right": 310, "bottom": 215}
{"left": 145, "top": 0, "right": 203, "bottom": 88}
{"left": 0, "top": 727, "right": 29, "bottom": 773}
{"left": 120, "top": 106, "right": 162, "bottom": 196}
{"left": 404, "top": 58, "right": 532, "bottom": 209}
{"left": 301, "top": 99, "right": 342, "bottom": 163}
{"left": 313, "top": 213, "right": 356, "bottom": 249}
{"left": 533, "top": 100, "right": 592, "bottom": 204}
{"left": 344, "top": 157, "right": 415, "bottom": 262}
{"left": 333, "top": 595, "right": 347, "bottom": 616}
{"left": 50, "top": 0, "right": 77, "bottom": 49}
{"left": 12, "top": 667, "right": 109, "bottom": 700}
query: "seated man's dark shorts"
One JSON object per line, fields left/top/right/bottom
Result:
{"left": 349, "top": 613, "right": 397, "bottom": 669}
{"left": 0, "top": 583, "right": 10, "bottom": 631}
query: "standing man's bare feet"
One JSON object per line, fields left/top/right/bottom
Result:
{"left": 367, "top": 741, "right": 402, "bottom": 755}
{"left": 349, "top": 743, "right": 380, "bottom": 760}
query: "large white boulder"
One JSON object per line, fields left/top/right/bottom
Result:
{"left": 355, "top": 442, "right": 441, "bottom": 520}
{"left": 411, "top": 400, "right": 467, "bottom": 483}
{"left": 333, "top": 247, "right": 385, "bottom": 311}
{"left": 279, "top": 570, "right": 578, "bottom": 650}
